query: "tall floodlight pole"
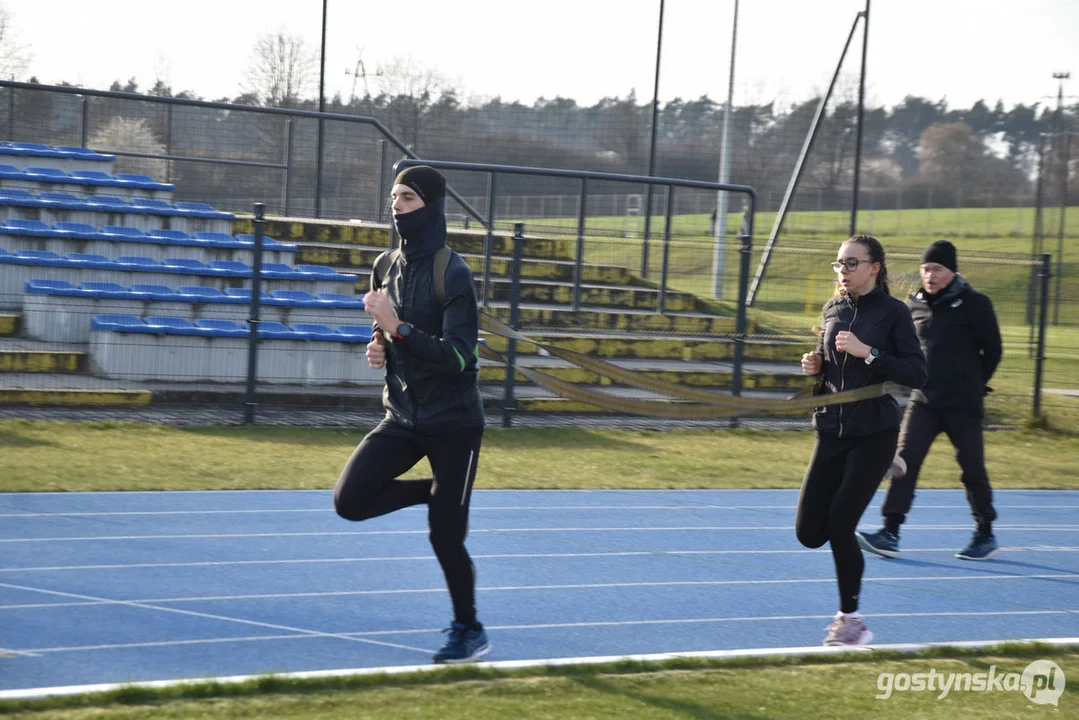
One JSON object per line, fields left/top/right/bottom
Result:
{"left": 641, "top": 0, "right": 665, "bottom": 278}
{"left": 314, "top": 0, "right": 328, "bottom": 218}
{"left": 1051, "top": 71, "right": 1071, "bottom": 325}
{"left": 711, "top": 0, "right": 739, "bottom": 299}
{"left": 849, "top": 0, "right": 870, "bottom": 236}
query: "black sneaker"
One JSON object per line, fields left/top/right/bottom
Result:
{"left": 432, "top": 621, "right": 491, "bottom": 664}
{"left": 956, "top": 531, "right": 999, "bottom": 561}
{"left": 857, "top": 528, "right": 900, "bottom": 558}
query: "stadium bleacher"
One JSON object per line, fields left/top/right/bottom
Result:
{"left": 0, "top": 140, "right": 375, "bottom": 390}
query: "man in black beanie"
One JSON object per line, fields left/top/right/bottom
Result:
{"left": 333, "top": 164, "right": 490, "bottom": 663}
{"left": 858, "top": 240, "right": 1003, "bottom": 561}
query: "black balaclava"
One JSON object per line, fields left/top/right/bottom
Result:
{"left": 392, "top": 165, "right": 447, "bottom": 258}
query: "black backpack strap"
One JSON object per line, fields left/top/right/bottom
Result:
{"left": 433, "top": 245, "right": 453, "bottom": 303}
{"left": 375, "top": 246, "right": 452, "bottom": 301}
{"left": 372, "top": 248, "right": 399, "bottom": 290}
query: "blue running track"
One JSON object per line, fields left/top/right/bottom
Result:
{"left": 1, "top": 489, "right": 1077, "bottom": 694}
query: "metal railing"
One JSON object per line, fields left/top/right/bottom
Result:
{"left": 393, "top": 158, "right": 758, "bottom": 395}
{"left": 0, "top": 80, "right": 484, "bottom": 221}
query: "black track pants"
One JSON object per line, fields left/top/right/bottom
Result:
{"left": 334, "top": 417, "right": 484, "bottom": 625}
{"left": 881, "top": 402, "right": 996, "bottom": 529}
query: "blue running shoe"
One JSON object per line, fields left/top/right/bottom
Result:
{"left": 857, "top": 528, "right": 900, "bottom": 559}
{"left": 432, "top": 621, "right": 491, "bottom": 664}
{"left": 956, "top": 531, "right": 998, "bottom": 560}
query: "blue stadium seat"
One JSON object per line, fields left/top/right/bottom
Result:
{"left": 9, "top": 142, "right": 54, "bottom": 154}
{"left": 90, "top": 314, "right": 147, "bottom": 331}
{"left": 336, "top": 325, "right": 374, "bottom": 343}
{"left": 3, "top": 218, "right": 51, "bottom": 231}
{"left": 85, "top": 195, "right": 131, "bottom": 207}
{"left": 24, "top": 278, "right": 78, "bottom": 294}
{"left": 66, "top": 252, "right": 112, "bottom": 266}
{"left": 70, "top": 170, "right": 112, "bottom": 182}
{"left": 315, "top": 292, "right": 365, "bottom": 308}
{"left": 53, "top": 222, "right": 101, "bottom": 236}
{"left": 208, "top": 260, "right": 251, "bottom": 273}
{"left": 290, "top": 322, "right": 341, "bottom": 340}
{"left": 193, "top": 318, "right": 247, "bottom": 337}
{"left": 256, "top": 321, "right": 296, "bottom": 339}
{"left": 55, "top": 145, "right": 115, "bottom": 162}
{"left": 270, "top": 289, "right": 316, "bottom": 303}
{"left": 100, "top": 225, "right": 147, "bottom": 238}
{"left": 147, "top": 229, "right": 192, "bottom": 241}
{"left": 78, "top": 282, "right": 129, "bottom": 297}
{"left": 176, "top": 286, "right": 223, "bottom": 299}
{"left": 14, "top": 249, "right": 62, "bottom": 261}
{"left": 145, "top": 316, "right": 195, "bottom": 332}
{"left": 192, "top": 231, "right": 236, "bottom": 244}
{"left": 129, "top": 284, "right": 176, "bottom": 299}
{"left": 131, "top": 197, "right": 172, "bottom": 209}
{"left": 162, "top": 257, "right": 209, "bottom": 270}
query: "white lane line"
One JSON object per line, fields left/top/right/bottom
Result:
{"left": 3, "top": 504, "right": 1076, "bottom": 517}
{"left": 0, "top": 582, "right": 432, "bottom": 656}
{"left": 4, "top": 524, "right": 1079, "bottom": 543}
{"left": 2, "top": 573, "right": 1077, "bottom": 611}
{"left": 2, "top": 546, "right": 1078, "bottom": 575}
{"left": 6, "top": 611, "right": 1077, "bottom": 657}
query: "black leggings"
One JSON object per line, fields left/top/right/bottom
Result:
{"left": 333, "top": 417, "right": 484, "bottom": 626}
{"left": 796, "top": 429, "right": 898, "bottom": 613}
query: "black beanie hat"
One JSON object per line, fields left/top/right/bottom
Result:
{"left": 393, "top": 165, "right": 446, "bottom": 205}
{"left": 922, "top": 240, "right": 958, "bottom": 272}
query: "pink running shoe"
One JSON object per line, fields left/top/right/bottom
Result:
{"left": 823, "top": 614, "right": 874, "bottom": 646}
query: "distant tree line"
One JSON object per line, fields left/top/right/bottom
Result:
{"left": 5, "top": 27, "right": 1075, "bottom": 215}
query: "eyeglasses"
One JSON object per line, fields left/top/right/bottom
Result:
{"left": 831, "top": 258, "right": 874, "bottom": 273}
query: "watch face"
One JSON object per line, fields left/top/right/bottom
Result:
{"left": 871, "top": 347, "right": 880, "bottom": 357}
{"left": 397, "top": 323, "right": 410, "bottom": 338}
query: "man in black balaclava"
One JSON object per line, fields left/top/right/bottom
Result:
{"left": 858, "top": 240, "right": 1003, "bottom": 562}
{"left": 333, "top": 165, "right": 490, "bottom": 664}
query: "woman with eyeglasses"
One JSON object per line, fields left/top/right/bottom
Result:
{"left": 796, "top": 234, "right": 927, "bottom": 646}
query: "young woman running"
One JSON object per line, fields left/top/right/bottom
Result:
{"left": 797, "top": 234, "right": 927, "bottom": 645}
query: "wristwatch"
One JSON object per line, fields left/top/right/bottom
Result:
{"left": 865, "top": 347, "right": 880, "bottom": 365}
{"left": 393, "top": 322, "right": 411, "bottom": 341}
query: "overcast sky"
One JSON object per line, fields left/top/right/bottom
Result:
{"left": 7, "top": 0, "right": 1079, "bottom": 111}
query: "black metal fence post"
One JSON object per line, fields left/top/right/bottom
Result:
{"left": 502, "top": 222, "right": 525, "bottom": 428}
{"left": 79, "top": 96, "right": 89, "bottom": 148}
{"left": 243, "top": 203, "right": 267, "bottom": 424}
{"left": 1027, "top": 133, "right": 1046, "bottom": 335}
{"left": 658, "top": 185, "right": 674, "bottom": 313}
{"left": 164, "top": 104, "right": 173, "bottom": 183}
{"left": 733, "top": 215, "right": 754, "bottom": 397}
{"left": 1032, "top": 252, "right": 1051, "bottom": 419}
{"left": 483, "top": 172, "right": 498, "bottom": 307}
{"left": 572, "top": 177, "right": 587, "bottom": 311}
{"left": 284, "top": 119, "right": 294, "bottom": 216}
{"left": 376, "top": 139, "right": 386, "bottom": 222}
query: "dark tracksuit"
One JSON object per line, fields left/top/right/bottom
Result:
{"left": 880, "top": 275, "right": 1002, "bottom": 534}
{"left": 333, "top": 196, "right": 486, "bottom": 627}
{"left": 797, "top": 286, "right": 927, "bottom": 613}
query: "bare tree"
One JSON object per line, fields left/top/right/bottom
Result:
{"left": 0, "top": 3, "right": 31, "bottom": 80}
{"left": 242, "top": 30, "right": 315, "bottom": 108}
{"left": 88, "top": 117, "right": 167, "bottom": 179}
{"left": 374, "top": 56, "right": 451, "bottom": 152}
